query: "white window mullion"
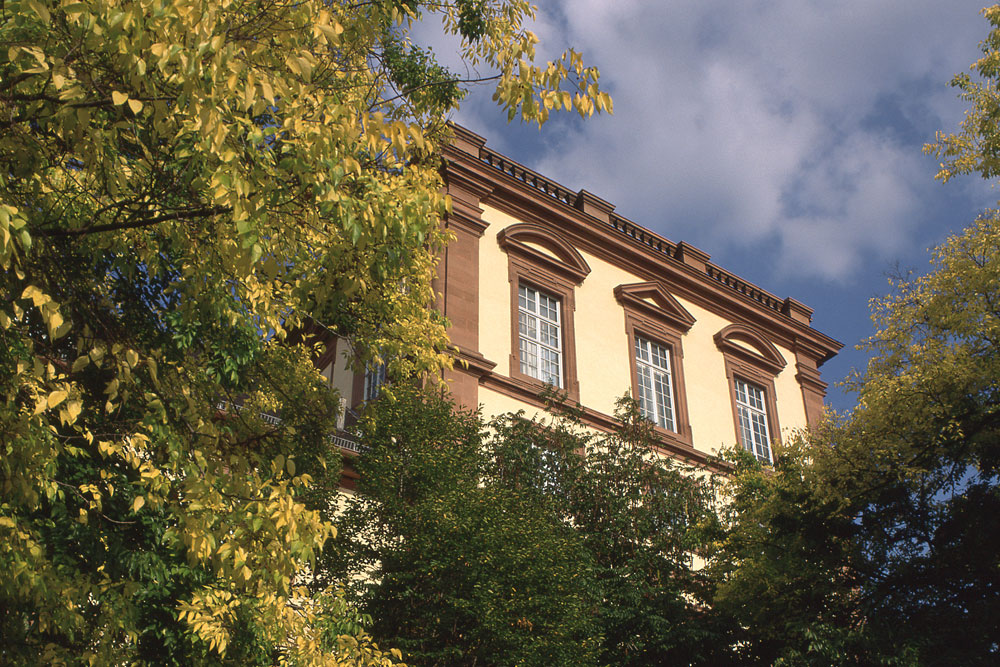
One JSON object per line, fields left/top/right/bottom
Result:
{"left": 518, "top": 285, "right": 563, "bottom": 388}
{"left": 734, "top": 377, "right": 771, "bottom": 462}
{"left": 634, "top": 336, "right": 676, "bottom": 432}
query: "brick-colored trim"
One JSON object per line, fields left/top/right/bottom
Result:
{"left": 713, "top": 323, "right": 787, "bottom": 376}
{"left": 447, "top": 348, "right": 497, "bottom": 410}
{"left": 616, "top": 282, "right": 695, "bottom": 449}
{"left": 339, "top": 459, "right": 360, "bottom": 491}
{"left": 440, "top": 221, "right": 484, "bottom": 353}
{"left": 614, "top": 281, "right": 696, "bottom": 333}
{"left": 497, "top": 223, "right": 591, "bottom": 284}
{"left": 350, "top": 367, "right": 366, "bottom": 409}
{"left": 505, "top": 254, "right": 582, "bottom": 402}
{"left": 715, "top": 325, "right": 784, "bottom": 459}
{"left": 794, "top": 346, "right": 829, "bottom": 427}
{"left": 437, "top": 156, "right": 494, "bottom": 409}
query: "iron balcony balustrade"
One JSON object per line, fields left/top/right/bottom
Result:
{"left": 214, "top": 399, "right": 367, "bottom": 455}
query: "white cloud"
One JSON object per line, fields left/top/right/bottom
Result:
{"left": 447, "top": 0, "right": 992, "bottom": 282}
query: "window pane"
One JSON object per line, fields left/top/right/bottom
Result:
{"left": 634, "top": 336, "right": 676, "bottom": 432}
{"left": 364, "top": 362, "right": 387, "bottom": 402}
{"left": 653, "top": 369, "right": 674, "bottom": 430}
{"left": 539, "top": 294, "right": 558, "bottom": 321}
{"left": 519, "top": 285, "right": 534, "bottom": 312}
{"left": 540, "top": 320, "right": 559, "bottom": 348}
{"left": 518, "top": 285, "right": 563, "bottom": 388}
{"left": 734, "top": 378, "right": 771, "bottom": 462}
{"left": 520, "top": 338, "right": 538, "bottom": 377}
{"left": 519, "top": 310, "right": 537, "bottom": 340}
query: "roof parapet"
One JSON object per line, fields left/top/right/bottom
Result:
{"left": 447, "top": 124, "right": 824, "bottom": 329}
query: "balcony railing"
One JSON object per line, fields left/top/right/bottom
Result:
{"left": 608, "top": 214, "right": 678, "bottom": 261}
{"left": 480, "top": 147, "right": 576, "bottom": 206}
{"left": 705, "top": 265, "right": 783, "bottom": 312}
{"left": 330, "top": 433, "right": 366, "bottom": 455}
{"left": 215, "top": 400, "right": 367, "bottom": 454}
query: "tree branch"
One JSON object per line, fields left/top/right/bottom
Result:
{"left": 0, "top": 71, "right": 36, "bottom": 92}
{"left": 34, "top": 206, "right": 232, "bottom": 237}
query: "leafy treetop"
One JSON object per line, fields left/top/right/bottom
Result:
{"left": 0, "top": 0, "right": 610, "bottom": 663}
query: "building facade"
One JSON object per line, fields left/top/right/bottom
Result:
{"left": 430, "top": 125, "right": 842, "bottom": 466}
{"left": 320, "top": 125, "right": 841, "bottom": 472}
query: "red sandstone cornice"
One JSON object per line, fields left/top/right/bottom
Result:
{"left": 442, "top": 123, "right": 843, "bottom": 366}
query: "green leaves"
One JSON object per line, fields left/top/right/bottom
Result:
{"left": 2, "top": 0, "right": 608, "bottom": 663}
{"left": 328, "top": 386, "right": 602, "bottom": 666}
{"left": 710, "top": 212, "right": 1000, "bottom": 665}
{"left": 926, "top": 7, "right": 1000, "bottom": 183}
{"left": 327, "top": 389, "right": 728, "bottom": 666}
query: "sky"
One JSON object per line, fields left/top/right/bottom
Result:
{"left": 419, "top": 1, "right": 998, "bottom": 413}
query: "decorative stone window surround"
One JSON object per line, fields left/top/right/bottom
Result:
{"left": 615, "top": 282, "right": 696, "bottom": 450}
{"left": 714, "top": 323, "right": 786, "bottom": 458}
{"left": 498, "top": 223, "right": 590, "bottom": 403}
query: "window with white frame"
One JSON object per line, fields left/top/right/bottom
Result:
{"left": 634, "top": 336, "right": 676, "bottom": 431}
{"left": 518, "top": 284, "right": 562, "bottom": 387}
{"left": 363, "top": 361, "right": 387, "bottom": 402}
{"left": 734, "top": 377, "right": 771, "bottom": 462}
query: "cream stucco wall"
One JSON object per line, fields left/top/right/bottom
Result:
{"left": 475, "top": 203, "right": 809, "bottom": 457}
{"left": 478, "top": 206, "right": 516, "bottom": 378}
{"left": 478, "top": 385, "right": 555, "bottom": 423}
{"left": 572, "top": 248, "right": 633, "bottom": 411}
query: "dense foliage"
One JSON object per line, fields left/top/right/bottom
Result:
{"left": 324, "top": 387, "right": 601, "bottom": 666}
{"left": 712, "top": 214, "right": 1000, "bottom": 664}
{"left": 709, "top": 8, "right": 1000, "bottom": 663}
{"left": 0, "top": 0, "right": 609, "bottom": 662}
{"left": 326, "top": 388, "right": 730, "bottom": 666}
{"left": 487, "top": 399, "right": 737, "bottom": 665}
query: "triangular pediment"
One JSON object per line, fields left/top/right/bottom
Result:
{"left": 614, "top": 282, "right": 695, "bottom": 332}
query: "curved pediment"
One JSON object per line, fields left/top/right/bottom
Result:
{"left": 714, "top": 323, "right": 786, "bottom": 375}
{"left": 497, "top": 223, "right": 590, "bottom": 284}
{"left": 614, "top": 281, "right": 695, "bottom": 333}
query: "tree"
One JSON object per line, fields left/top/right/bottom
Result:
{"left": 708, "top": 439, "right": 881, "bottom": 665}
{"left": 709, "top": 9, "right": 1000, "bottom": 662}
{"left": 328, "top": 389, "right": 730, "bottom": 666}
{"left": 495, "top": 399, "right": 735, "bottom": 666}
{"left": 324, "top": 387, "right": 603, "bottom": 667}
{"left": 926, "top": 5, "right": 1000, "bottom": 185}
{"left": 0, "top": 0, "right": 610, "bottom": 662}
{"left": 712, "top": 215, "right": 1000, "bottom": 665}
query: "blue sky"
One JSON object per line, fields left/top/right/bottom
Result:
{"left": 422, "top": 1, "right": 997, "bottom": 413}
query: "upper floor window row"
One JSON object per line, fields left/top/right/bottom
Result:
{"left": 499, "top": 223, "right": 787, "bottom": 456}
